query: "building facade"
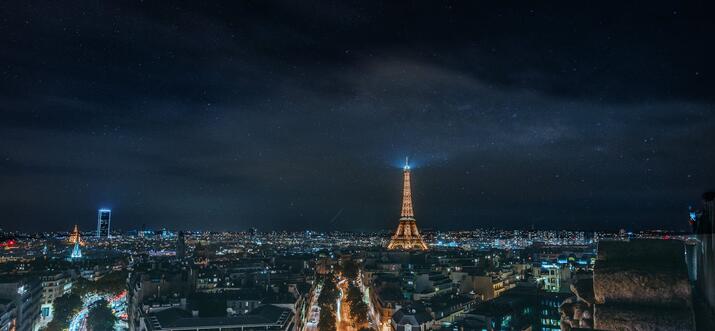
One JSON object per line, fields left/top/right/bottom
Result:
{"left": 39, "top": 272, "right": 73, "bottom": 325}
{"left": 0, "top": 277, "right": 42, "bottom": 331}
{"left": 97, "top": 208, "right": 112, "bottom": 238}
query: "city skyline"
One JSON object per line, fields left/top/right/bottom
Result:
{"left": 3, "top": 163, "right": 702, "bottom": 234}
{"left": 2, "top": 1, "right": 714, "bottom": 232}
{"left": 1, "top": 3, "right": 714, "bottom": 331}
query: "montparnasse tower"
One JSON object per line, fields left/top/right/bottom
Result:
{"left": 387, "top": 157, "right": 428, "bottom": 250}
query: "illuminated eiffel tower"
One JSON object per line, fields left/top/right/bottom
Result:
{"left": 387, "top": 158, "right": 428, "bottom": 250}
{"left": 68, "top": 224, "right": 83, "bottom": 246}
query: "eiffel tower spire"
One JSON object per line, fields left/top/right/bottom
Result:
{"left": 400, "top": 157, "right": 415, "bottom": 219}
{"left": 388, "top": 158, "right": 428, "bottom": 250}
{"left": 68, "top": 224, "right": 83, "bottom": 246}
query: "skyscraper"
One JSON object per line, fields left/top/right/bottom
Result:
{"left": 96, "top": 208, "right": 111, "bottom": 238}
{"left": 388, "top": 158, "right": 428, "bottom": 250}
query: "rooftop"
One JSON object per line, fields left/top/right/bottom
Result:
{"left": 147, "top": 304, "right": 293, "bottom": 330}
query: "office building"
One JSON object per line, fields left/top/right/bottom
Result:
{"left": 97, "top": 208, "right": 111, "bottom": 238}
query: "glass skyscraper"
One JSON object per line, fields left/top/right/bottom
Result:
{"left": 96, "top": 208, "right": 111, "bottom": 238}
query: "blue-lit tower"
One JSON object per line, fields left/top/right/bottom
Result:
{"left": 97, "top": 208, "right": 111, "bottom": 238}
{"left": 70, "top": 240, "right": 82, "bottom": 260}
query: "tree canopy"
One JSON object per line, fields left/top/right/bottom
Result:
{"left": 351, "top": 300, "right": 369, "bottom": 327}
{"left": 74, "top": 271, "right": 128, "bottom": 297}
{"left": 347, "top": 283, "right": 362, "bottom": 305}
{"left": 346, "top": 282, "right": 368, "bottom": 328}
{"left": 317, "top": 275, "right": 338, "bottom": 309}
{"left": 317, "top": 274, "right": 338, "bottom": 331}
{"left": 43, "top": 293, "right": 82, "bottom": 331}
{"left": 342, "top": 260, "right": 359, "bottom": 280}
{"left": 87, "top": 299, "right": 117, "bottom": 331}
{"left": 318, "top": 308, "right": 336, "bottom": 331}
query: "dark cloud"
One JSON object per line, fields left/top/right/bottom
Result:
{"left": 1, "top": 1, "right": 714, "bottom": 232}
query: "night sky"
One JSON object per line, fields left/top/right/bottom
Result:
{"left": 1, "top": 1, "right": 714, "bottom": 232}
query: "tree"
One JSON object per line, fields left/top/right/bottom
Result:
{"left": 87, "top": 299, "right": 117, "bottom": 331}
{"left": 316, "top": 274, "right": 339, "bottom": 331}
{"left": 350, "top": 300, "right": 369, "bottom": 327}
{"left": 345, "top": 283, "right": 368, "bottom": 328}
{"left": 318, "top": 308, "right": 336, "bottom": 331}
{"left": 75, "top": 271, "right": 128, "bottom": 297}
{"left": 43, "top": 293, "right": 82, "bottom": 330}
{"left": 317, "top": 276, "right": 338, "bottom": 309}
{"left": 332, "top": 263, "right": 343, "bottom": 275}
{"left": 42, "top": 320, "right": 66, "bottom": 331}
{"left": 347, "top": 283, "right": 362, "bottom": 305}
{"left": 342, "top": 260, "right": 359, "bottom": 280}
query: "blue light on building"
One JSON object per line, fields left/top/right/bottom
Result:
{"left": 97, "top": 208, "right": 111, "bottom": 238}
{"left": 70, "top": 241, "right": 82, "bottom": 260}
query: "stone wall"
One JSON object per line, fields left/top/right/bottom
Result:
{"left": 594, "top": 240, "right": 692, "bottom": 308}
{"left": 559, "top": 276, "right": 594, "bottom": 330}
{"left": 561, "top": 239, "right": 696, "bottom": 331}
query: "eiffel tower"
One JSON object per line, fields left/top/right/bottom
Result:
{"left": 387, "top": 158, "right": 428, "bottom": 250}
{"left": 68, "top": 224, "right": 83, "bottom": 246}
